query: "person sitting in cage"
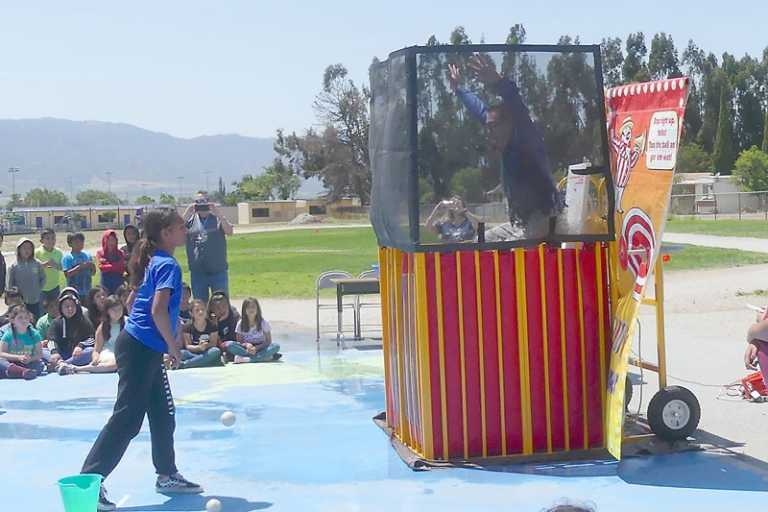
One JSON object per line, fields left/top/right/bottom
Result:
{"left": 448, "top": 55, "right": 561, "bottom": 239}
{"left": 425, "top": 195, "right": 480, "bottom": 242}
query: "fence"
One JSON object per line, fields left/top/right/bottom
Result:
{"left": 669, "top": 191, "right": 768, "bottom": 220}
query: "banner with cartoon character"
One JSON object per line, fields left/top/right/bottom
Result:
{"left": 603, "top": 78, "right": 689, "bottom": 459}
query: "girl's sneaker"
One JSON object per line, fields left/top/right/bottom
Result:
{"left": 233, "top": 355, "right": 251, "bottom": 364}
{"left": 272, "top": 352, "right": 283, "bottom": 361}
{"left": 155, "top": 473, "right": 203, "bottom": 494}
{"left": 98, "top": 485, "right": 116, "bottom": 511}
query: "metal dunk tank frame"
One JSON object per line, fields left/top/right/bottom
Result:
{"left": 369, "top": 44, "right": 696, "bottom": 465}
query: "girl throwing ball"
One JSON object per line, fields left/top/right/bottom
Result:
{"left": 81, "top": 209, "right": 202, "bottom": 511}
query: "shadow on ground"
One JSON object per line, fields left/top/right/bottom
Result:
{"left": 118, "top": 494, "right": 272, "bottom": 511}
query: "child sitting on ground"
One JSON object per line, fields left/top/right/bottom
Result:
{"left": 85, "top": 286, "right": 108, "bottom": 330}
{"left": 75, "top": 295, "right": 123, "bottom": 374}
{"left": 97, "top": 230, "right": 126, "bottom": 294}
{"left": 8, "top": 238, "right": 46, "bottom": 320}
{"left": 208, "top": 291, "right": 240, "bottom": 345}
{"left": 224, "top": 297, "right": 281, "bottom": 363}
{"left": 0, "top": 305, "right": 44, "bottom": 379}
{"left": 179, "top": 299, "right": 222, "bottom": 369}
{"left": 36, "top": 297, "right": 59, "bottom": 338}
{"left": 62, "top": 232, "right": 95, "bottom": 297}
{"left": 49, "top": 292, "right": 96, "bottom": 374}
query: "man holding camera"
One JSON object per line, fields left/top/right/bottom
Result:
{"left": 184, "top": 191, "right": 234, "bottom": 301}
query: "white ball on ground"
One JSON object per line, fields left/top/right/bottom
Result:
{"left": 206, "top": 498, "right": 222, "bottom": 512}
{"left": 220, "top": 411, "right": 236, "bottom": 427}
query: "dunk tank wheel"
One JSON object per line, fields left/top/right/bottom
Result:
{"left": 647, "top": 386, "right": 701, "bottom": 441}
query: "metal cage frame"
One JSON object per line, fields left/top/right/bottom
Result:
{"left": 370, "top": 43, "right": 616, "bottom": 253}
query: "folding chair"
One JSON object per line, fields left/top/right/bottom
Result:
{"left": 354, "top": 269, "right": 381, "bottom": 339}
{"left": 316, "top": 270, "right": 356, "bottom": 342}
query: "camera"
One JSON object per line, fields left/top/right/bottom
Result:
{"left": 194, "top": 198, "right": 210, "bottom": 212}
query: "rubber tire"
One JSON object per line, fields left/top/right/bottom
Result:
{"left": 624, "top": 375, "right": 633, "bottom": 411}
{"left": 647, "top": 386, "right": 701, "bottom": 441}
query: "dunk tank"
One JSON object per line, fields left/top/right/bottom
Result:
{"left": 368, "top": 43, "right": 698, "bottom": 465}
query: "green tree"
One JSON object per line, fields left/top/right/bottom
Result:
{"left": 7, "top": 194, "right": 24, "bottom": 208}
{"left": 234, "top": 174, "right": 273, "bottom": 201}
{"left": 697, "top": 57, "right": 725, "bottom": 152}
{"left": 647, "top": 33, "right": 682, "bottom": 79}
{"left": 76, "top": 189, "right": 121, "bottom": 206}
{"left": 600, "top": 37, "right": 624, "bottom": 87}
{"left": 734, "top": 146, "right": 768, "bottom": 191}
{"left": 449, "top": 167, "right": 485, "bottom": 203}
{"left": 24, "top": 188, "right": 69, "bottom": 206}
{"left": 136, "top": 195, "right": 155, "bottom": 204}
{"left": 676, "top": 143, "right": 713, "bottom": 173}
{"left": 262, "top": 158, "right": 301, "bottom": 200}
{"left": 622, "top": 32, "right": 650, "bottom": 82}
{"left": 159, "top": 193, "right": 176, "bottom": 205}
{"left": 681, "top": 40, "right": 706, "bottom": 143}
{"left": 762, "top": 110, "right": 768, "bottom": 153}
{"left": 713, "top": 85, "right": 737, "bottom": 173}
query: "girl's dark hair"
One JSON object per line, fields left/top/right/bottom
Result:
{"left": 128, "top": 209, "right": 183, "bottom": 287}
{"left": 240, "top": 297, "right": 263, "bottom": 333}
{"left": 99, "top": 295, "right": 125, "bottom": 338}
{"left": 86, "top": 286, "right": 107, "bottom": 327}
{"left": 207, "top": 291, "right": 231, "bottom": 323}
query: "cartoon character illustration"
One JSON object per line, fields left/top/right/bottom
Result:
{"left": 618, "top": 208, "right": 656, "bottom": 302}
{"left": 610, "top": 115, "right": 645, "bottom": 214}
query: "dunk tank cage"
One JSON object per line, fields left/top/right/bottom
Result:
{"left": 369, "top": 44, "right": 700, "bottom": 465}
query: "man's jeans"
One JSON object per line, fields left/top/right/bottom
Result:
{"left": 190, "top": 270, "right": 229, "bottom": 302}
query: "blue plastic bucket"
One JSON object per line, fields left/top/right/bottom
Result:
{"left": 58, "top": 474, "right": 102, "bottom": 512}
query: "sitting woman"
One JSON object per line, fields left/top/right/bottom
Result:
{"left": 50, "top": 292, "right": 96, "bottom": 375}
{"left": 425, "top": 196, "right": 480, "bottom": 242}
{"left": 74, "top": 295, "right": 124, "bottom": 374}
{"left": 223, "top": 297, "right": 281, "bottom": 363}
{"left": 179, "top": 299, "right": 222, "bottom": 369}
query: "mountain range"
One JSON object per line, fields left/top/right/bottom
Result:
{"left": 0, "top": 118, "right": 324, "bottom": 200}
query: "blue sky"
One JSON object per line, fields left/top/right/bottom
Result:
{"left": 1, "top": 1, "right": 764, "bottom": 139}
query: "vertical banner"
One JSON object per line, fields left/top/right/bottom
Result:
{"left": 604, "top": 78, "right": 689, "bottom": 459}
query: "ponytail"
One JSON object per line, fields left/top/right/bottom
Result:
{"left": 128, "top": 209, "right": 183, "bottom": 287}
{"left": 128, "top": 239, "right": 156, "bottom": 287}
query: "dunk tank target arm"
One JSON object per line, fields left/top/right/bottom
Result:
{"left": 369, "top": 43, "right": 694, "bottom": 466}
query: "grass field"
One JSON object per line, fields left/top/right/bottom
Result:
{"left": 663, "top": 244, "right": 768, "bottom": 271}
{"left": 175, "top": 228, "right": 768, "bottom": 298}
{"left": 178, "top": 227, "right": 380, "bottom": 299}
{"left": 666, "top": 218, "right": 768, "bottom": 238}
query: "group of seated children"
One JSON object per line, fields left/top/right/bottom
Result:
{"left": 0, "top": 286, "right": 281, "bottom": 378}
{"left": 0, "top": 226, "right": 281, "bottom": 379}
{"left": 0, "top": 285, "right": 122, "bottom": 379}
{"left": 177, "top": 291, "right": 282, "bottom": 369}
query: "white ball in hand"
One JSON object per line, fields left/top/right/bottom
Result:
{"left": 220, "top": 411, "right": 236, "bottom": 427}
{"left": 206, "top": 498, "right": 222, "bottom": 512}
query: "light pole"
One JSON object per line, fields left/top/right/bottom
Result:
{"left": 203, "top": 171, "right": 211, "bottom": 193}
{"left": 8, "top": 167, "right": 20, "bottom": 199}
